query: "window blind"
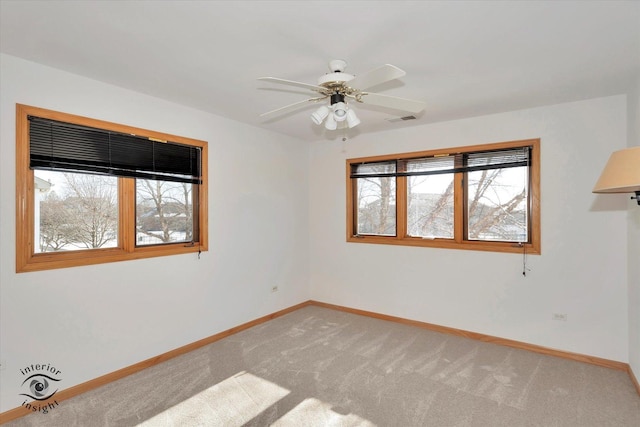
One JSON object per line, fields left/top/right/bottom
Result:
{"left": 350, "top": 147, "right": 530, "bottom": 178}
{"left": 29, "top": 116, "right": 202, "bottom": 184}
{"left": 350, "top": 160, "right": 396, "bottom": 178}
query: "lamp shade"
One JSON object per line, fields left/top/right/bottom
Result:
{"left": 593, "top": 146, "right": 640, "bottom": 193}
{"left": 333, "top": 102, "right": 347, "bottom": 122}
{"left": 324, "top": 114, "right": 337, "bottom": 130}
{"left": 346, "top": 109, "right": 360, "bottom": 128}
{"left": 311, "top": 105, "right": 330, "bottom": 125}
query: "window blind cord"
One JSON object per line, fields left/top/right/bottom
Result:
{"left": 522, "top": 147, "right": 530, "bottom": 277}
{"left": 183, "top": 241, "right": 201, "bottom": 259}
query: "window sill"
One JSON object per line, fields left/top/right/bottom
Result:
{"left": 347, "top": 235, "right": 540, "bottom": 255}
{"left": 17, "top": 244, "right": 206, "bottom": 273}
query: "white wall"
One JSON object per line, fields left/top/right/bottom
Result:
{"left": 0, "top": 54, "right": 310, "bottom": 412}
{"left": 309, "top": 95, "right": 630, "bottom": 363}
{"left": 628, "top": 76, "right": 640, "bottom": 379}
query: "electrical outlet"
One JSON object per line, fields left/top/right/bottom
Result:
{"left": 271, "top": 285, "right": 278, "bottom": 293}
{"left": 552, "top": 313, "right": 567, "bottom": 321}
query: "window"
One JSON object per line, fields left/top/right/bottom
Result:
{"left": 16, "top": 104, "right": 208, "bottom": 272}
{"left": 347, "top": 139, "right": 540, "bottom": 254}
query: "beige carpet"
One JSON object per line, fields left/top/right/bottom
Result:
{"left": 5, "top": 305, "right": 640, "bottom": 426}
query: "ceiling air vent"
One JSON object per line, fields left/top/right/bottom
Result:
{"left": 385, "top": 115, "right": 417, "bottom": 123}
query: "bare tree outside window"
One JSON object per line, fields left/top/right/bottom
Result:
{"left": 36, "top": 172, "right": 118, "bottom": 252}
{"left": 136, "top": 179, "right": 193, "bottom": 245}
{"left": 405, "top": 169, "right": 525, "bottom": 242}
{"left": 355, "top": 162, "right": 396, "bottom": 236}
{"left": 39, "top": 191, "right": 74, "bottom": 252}
{"left": 36, "top": 173, "right": 196, "bottom": 252}
{"left": 356, "top": 176, "right": 396, "bottom": 235}
{"left": 407, "top": 174, "right": 454, "bottom": 238}
{"left": 467, "top": 167, "right": 528, "bottom": 242}
{"left": 64, "top": 173, "right": 118, "bottom": 249}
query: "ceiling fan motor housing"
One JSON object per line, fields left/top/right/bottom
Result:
{"left": 330, "top": 93, "right": 345, "bottom": 105}
{"left": 318, "top": 72, "right": 354, "bottom": 87}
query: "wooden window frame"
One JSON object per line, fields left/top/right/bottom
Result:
{"left": 346, "top": 139, "right": 540, "bottom": 255}
{"left": 16, "top": 104, "right": 209, "bottom": 273}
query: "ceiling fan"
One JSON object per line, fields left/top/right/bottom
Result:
{"left": 258, "top": 60, "right": 426, "bottom": 130}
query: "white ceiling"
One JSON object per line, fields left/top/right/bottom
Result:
{"left": 1, "top": 1, "right": 639, "bottom": 142}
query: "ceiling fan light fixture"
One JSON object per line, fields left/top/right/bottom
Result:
{"left": 311, "top": 105, "right": 330, "bottom": 125}
{"left": 346, "top": 108, "right": 360, "bottom": 128}
{"left": 333, "top": 102, "right": 347, "bottom": 122}
{"left": 324, "top": 114, "right": 337, "bottom": 130}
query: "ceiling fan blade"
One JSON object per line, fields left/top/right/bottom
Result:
{"left": 359, "top": 92, "right": 426, "bottom": 114}
{"left": 258, "top": 77, "right": 325, "bottom": 93}
{"left": 259, "top": 97, "right": 325, "bottom": 119}
{"left": 348, "top": 64, "right": 406, "bottom": 90}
